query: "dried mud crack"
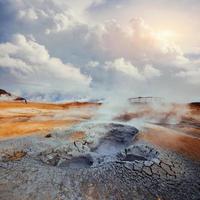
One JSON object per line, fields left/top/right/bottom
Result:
{"left": 0, "top": 123, "right": 200, "bottom": 200}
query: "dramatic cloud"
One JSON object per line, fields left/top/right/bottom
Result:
{"left": 0, "top": 0, "right": 199, "bottom": 102}
{"left": 104, "top": 58, "right": 161, "bottom": 80}
{"left": 0, "top": 34, "right": 90, "bottom": 100}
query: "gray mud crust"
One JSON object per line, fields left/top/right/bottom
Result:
{"left": 0, "top": 122, "right": 200, "bottom": 200}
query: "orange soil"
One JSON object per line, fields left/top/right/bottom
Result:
{"left": 116, "top": 102, "right": 200, "bottom": 161}
{"left": 0, "top": 101, "right": 100, "bottom": 110}
{"left": 138, "top": 125, "right": 200, "bottom": 161}
{"left": 0, "top": 101, "right": 99, "bottom": 140}
{"left": 175, "top": 126, "right": 200, "bottom": 138}
{"left": 1, "top": 100, "right": 200, "bottom": 162}
{"left": 0, "top": 120, "right": 80, "bottom": 140}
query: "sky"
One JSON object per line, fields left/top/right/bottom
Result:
{"left": 0, "top": 0, "right": 199, "bottom": 102}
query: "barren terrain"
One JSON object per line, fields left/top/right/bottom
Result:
{"left": 0, "top": 98, "right": 200, "bottom": 200}
{"left": 0, "top": 101, "right": 99, "bottom": 140}
{"left": 116, "top": 102, "right": 200, "bottom": 161}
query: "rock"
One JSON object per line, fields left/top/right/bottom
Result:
{"left": 0, "top": 89, "right": 27, "bottom": 103}
{"left": 45, "top": 134, "right": 52, "bottom": 138}
{"left": 0, "top": 89, "right": 11, "bottom": 96}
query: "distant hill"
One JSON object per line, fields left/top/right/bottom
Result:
{"left": 0, "top": 89, "right": 11, "bottom": 96}
{"left": 0, "top": 89, "right": 27, "bottom": 103}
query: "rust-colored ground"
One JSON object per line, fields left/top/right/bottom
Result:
{"left": 114, "top": 102, "right": 200, "bottom": 160}
{"left": 125, "top": 103, "right": 200, "bottom": 161}
{"left": 0, "top": 101, "right": 99, "bottom": 140}
{"left": 0, "top": 101, "right": 100, "bottom": 110}
{"left": 1, "top": 100, "right": 200, "bottom": 161}
{"left": 138, "top": 124, "right": 200, "bottom": 160}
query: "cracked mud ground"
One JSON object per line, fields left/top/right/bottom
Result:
{"left": 0, "top": 123, "right": 200, "bottom": 200}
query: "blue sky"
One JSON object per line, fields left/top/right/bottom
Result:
{"left": 0, "top": 0, "right": 199, "bottom": 102}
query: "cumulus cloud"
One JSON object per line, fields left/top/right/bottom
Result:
{"left": 0, "top": 0, "right": 80, "bottom": 38}
{"left": 49, "top": 17, "right": 185, "bottom": 68}
{"left": 0, "top": 0, "right": 199, "bottom": 102}
{"left": 104, "top": 58, "right": 161, "bottom": 80}
{"left": 143, "top": 64, "right": 161, "bottom": 78}
{"left": 105, "top": 58, "right": 143, "bottom": 80}
{"left": 0, "top": 34, "right": 90, "bottom": 100}
{"left": 0, "top": 2, "right": 185, "bottom": 67}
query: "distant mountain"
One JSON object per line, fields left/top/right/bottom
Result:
{"left": 0, "top": 89, "right": 27, "bottom": 103}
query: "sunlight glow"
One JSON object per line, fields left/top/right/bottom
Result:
{"left": 156, "top": 30, "right": 177, "bottom": 41}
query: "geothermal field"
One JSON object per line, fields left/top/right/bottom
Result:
{"left": 1, "top": 0, "right": 200, "bottom": 199}
{"left": 0, "top": 91, "right": 200, "bottom": 200}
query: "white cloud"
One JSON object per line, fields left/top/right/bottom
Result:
{"left": 105, "top": 58, "right": 143, "bottom": 80}
{"left": 45, "top": 12, "right": 76, "bottom": 34}
{"left": 2, "top": 2, "right": 186, "bottom": 68}
{"left": 11, "top": 0, "right": 80, "bottom": 35}
{"left": 143, "top": 64, "right": 161, "bottom": 79}
{"left": 103, "top": 58, "right": 161, "bottom": 80}
{"left": 18, "top": 8, "right": 38, "bottom": 21}
{"left": 0, "top": 34, "right": 90, "bottom": 98}
{"left": 0, "top": 0, "right": 199, "bottom": 102}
